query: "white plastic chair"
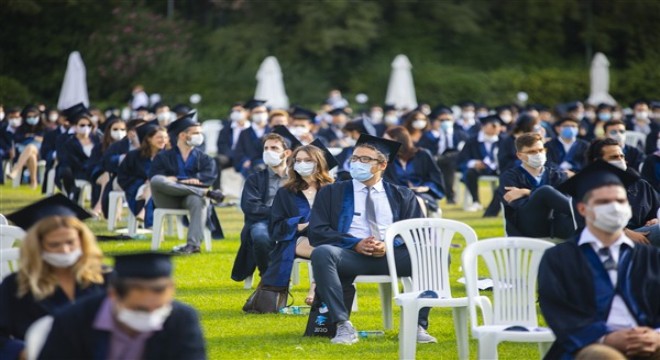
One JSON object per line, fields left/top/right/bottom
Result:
{"left": 0, "top": 214, "right": 7, "bottom": 225}
{"left": 351, "top": 275, "right": 410, "bottom": 330}
{"left": 201, "top": 120, "right": 223, "bottom": 155}
{"left": 291, "top": 257, "right": 314, "bottom": 286}
{"left": 462, "top": 237, "right": 556, "bottom": 359}
{"left": 74, "top": 180, "right": 92, "bottom": 207}
{"left": 37, "top": 160, "right": 46, "bottom": 185}
{"left": 0, "top": 224, "right": 25, "bottom": 282}
{"left": 24, "top": 315, "right": 54, "bottom": 360}
{"left": 151, "top": 208, "right": 211, "bottom": 251}
{"left": 385, "top": 218, "right": 478, "bottom": 360}
{"left": 45, "top": 168, "right": 56, "bottom": 196}
{"left": 107, "top": 190, "right": 126, "bottom": 231}
{"left": 625, "top": 130, "right": 646, "bottom": 150}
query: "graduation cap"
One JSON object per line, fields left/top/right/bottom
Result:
{"left": 430, "top": 105, "right": 453, "bottom": 119}
{"left": 459, "top": 101, "right": 476, "bottom": 108}
{"left": 271, "top": 125, "right": 302, "bottom": 150}
{"left": 167, "top": 112, "right": 198, "bottom": 138}
{"left": 479, "top": 114, "right": 504, "bottom": 126}
{"left": 137, "top": 119, "right": 160, "bottom": 143}
{"left": 172, "top": 104, "right": 192, "bottom": 116}
{"left": 344, "top": 119, "right": 368, "bottom": 134}
{"left": 135, "top": 105, "right": 150, "bottom": 112}
{"left": 244, "top": 99, "right": 267, "bottom": 111}
{"left": 557, "top": 161, "right": 638, "bottom": 201}
{"left": 6, "top": 194, "right": 92, "bottom": 230}
{"left": 310, "top": 138, "right": 339, "bottom": 169}
{"left": 383, "top": 104, "right": 397, "bottom": 113}
{"left": 554, "top": 116, "right": 580, "bottom": 127}
{"left": 328, "top": 108, "right": 348, "bottom": 116}
{"left": 566, "top": 101, "right": 582, "bottom": 112}
{"left": 62, "top": 103, "right": 90, "bottom": 121}
{"left": 114, "top": 252, "right": 173, "bottom": 279}
{"left": 514, "top": 114, "right": 536, "bottom": 129}
{"left": 22, "top": 104, "right": 39, "bottom": 116}
{"left": 355, "top": 133, "right": 402, "bottom": 163}
{"left": 290, "top": 106, "right": 317, "bottom": 121}
{"left": 597, "top": 103, "right": 614, "bottom": 112}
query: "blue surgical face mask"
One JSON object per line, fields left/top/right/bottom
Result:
{"left": 598, "top": 113, "right": 612, "bottom": 122}
{"left": 560, "top": 126, "right": 578, "bottom": 139}
{"left": 440, "top": 121, "right": 453, "bottom": 132}
{"left": 349, "top": 161, "right": 374, "bottom": 182}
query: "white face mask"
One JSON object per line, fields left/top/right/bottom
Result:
{"left": 26, "top": 116, "right": 40, "bottom": 126}
{"left": 290, "top": 126, "right": 309, "bottom": 137}
{"left": 42, "top": 248, "right": 82, "bottom": 268}
{"left": 484, "top": 134, "right": 499, "bottom": 143}
{"left": 186, "top": 133, "right": 204, "bottom": 147}
{"left": 9, "top": 118, "right": 21, "bottom": 128}
{"left": 116, "top": 304, "right": 172, "bottom": 333}
{"left": 251, "top": 112, "right": 268, "bottom": 125}
{"left": 0, "top": 112, "right": 4, "bottom": 121}
{"left": 500, "top": 114, "right": 513, "bottom": 124}
{"left": 345, "top": 137, "right": 357, "bottom": 147}
{"left": 111, "top": 129, "right": 127, "bottom": 141}
{"left": 370, "top": 111, "right": 383, "bottom": 124}
{"left": 588, "top": 202, "right": 632, "bottom": 234}
{"left": 230, "top": 111, "right": 244, "bottom": 122}
{"left": 636, "top": 111, "right": 649, "bottom": 121}
{"left": 77, "top": 125, "right": 92, "bottom": 136}
{"left": 157, "top": 112, "right": 171, "bottom": 125}
{"left": 608, "top": 132, "right": 626, "bottom": 147}
{"left": 608, "top": 159, "right": 627, "bottom": 171}
{"left": 294, "top": 162, "right": 315, "bottom": 177}
{"left": 384, "top": 115, "right": 399, "bottom": 126}
{"left": 462, "top": 111, "right": 475, "bottom": 121}
{"left": 412, "top": 120, "right": 427, "bottom": 130}
{"left": 48, "top": 113, "right": 59, "bottom": 122}
{"left": 263, "top": 150, "right": 283, "bottom": 167}
{"left": 525, "top": 153, "right": 546, "bottom": 169}
{"left": 90, "top": 115, "right": 99, "bottom": 125}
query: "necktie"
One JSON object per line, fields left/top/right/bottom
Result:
{"left": 598, "top": 247, "right": 617, "bottom": 271}
{"left": 365, "top": 187, "right": 380, "bottom": 240}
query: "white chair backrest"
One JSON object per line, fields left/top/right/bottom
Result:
{"left": 0, "top": 224, "right": 25, "bottom": 249}
{"left": 25, "top": 315, "right": 54, "bottom": 360}
{"left": 625, "top": 130, "right": 646, "bottom": 150}
{"left": 385, "top": 218, "right": 478, "bottom": 299}
{"left": 201, "top": 120, "right": 223, "bottom": 155}
{"left": 462, "top": 237, "right": 554, "bottom": 329}
{"left": 0, "top": 224, "right": 25, "bottom": 282}
{"left": 0, "top": 214, "right": 7, "bottom": 225}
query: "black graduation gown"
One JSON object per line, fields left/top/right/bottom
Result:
{"left": 39, "top": 127, "right": 72, "bottom": 192}
{"left": 538, "top": 240, "right": 660, "bottom": 359}
{"left": 497, "top": 165, "right": 567, "bottom": 235}
{"left": 216, "top": 120, "right": 235, "bottom": 161}
{"left": 417, "top": 127, "right": 468, "bottom": 157}
{"left": 645, "top": 129, "right": 658, "bottom": 155}
{"left": 316, "top": 126, "right": 343, "bottom": 147}
{"left": 38, "top": 294, "right": 205, "bottom": 360}
{"left": 335, "top": 147, "right": 354, "bottom": 181}
{"left": 231, "top": 168, "right": 271, "bottom": 281}
{"left": 623, "top": 144, "right": 645, "bottom": 172}
{"left": 0, "top": 123, "right": 14, "bottom": 184}
{"left": 260, "top": 188, "right": 312, "bottom": 287}
{"left": 457, "top": 135, "right": 501, "bottom": 175}
{"left": 232, "top": 126, "right": 269, "bottom": 175}
{"left": 117, "top": 149, "right": 154, "bottom": 223}
{"left": 544, "top": 137, "right": 589, "bottom": 172}
{"left": 383, "top": 149, "right": 446, "bottom": 200}
{"left": 308, "top": 180, "right": 423, "bottom": 249}
{"left": 0, "top": 273, "right": 105, "bottom": 359}
{"left": 149, "top": 146, "right": 223, "bottom": 239}
{"left": 496, "top": 134, "right": 520, "bottom": 173}
{"left": 641, "top": 153, "right": 660, "bottom": 192}
{"left": 57, "top": 134, "right": 102, "bottom": 180}
{"left": 98, "top": 138, "right": 132, "bottom": 218}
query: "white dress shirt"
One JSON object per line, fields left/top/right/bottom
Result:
{"left": 231, "top": 121, "right": 251, "bottom": 150}
{"left": 348, "top": 179, "right": 393, "bottom": 241}
{"left": 578, "top": 228, "right": 638, "bottom": 330}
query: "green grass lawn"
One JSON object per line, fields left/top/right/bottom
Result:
{"left": 0, "top": 182, "right": 545, "bottom": 359}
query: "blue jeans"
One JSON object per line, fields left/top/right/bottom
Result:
{"left": 250, "top": 221, "right": 274, "bottom": 275}
{"left": 633, "top": 224, "right": 660, "bottom": 247}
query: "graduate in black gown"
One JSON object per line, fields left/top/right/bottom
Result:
{"left": 214, "top": 103, "right": 249, "bottom": 189}
{"left": 603, "top": 120, "right": 646, "bottom": 172}
{"left": 538, "top": 161, "right": 660, "bottom": 359}
{"left": 6, "top": 105, "right": 45, "bottom": 188}
{"left": 88, "top": 117, "right": 127, "bottom": 217}
{"left": 118, "top": 124, "right": 169, "bottom": 228}
{"left": 233, "top": 99, "right": 270, "bottom": 178}
{"left": 641, "top": 149, "right": 660, "bottom": 192}
{"left": 383, "top": 126, "right": 445, "bottom": 215}
{"left": 544, "top": 116, "right": 590, "bottom": 173}
{"left": 497, "top": 133, "right": 574, "bottom": 238}
{"left": 0, "top": 195, "right": 107, "bottom": 360}
{"left": 497, "top": 114, "right": 545, "bottom": 173}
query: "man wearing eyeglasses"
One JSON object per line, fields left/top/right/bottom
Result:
{"left": 39, "top": 253, "right": 206, "bottom": 360}
{"left": 604, "top": 120, "right": 646, "bottom": 172}
{"left": 497, "top": 133, "right": 576, "bottom": 239}
{"left": 309, "top": 134, "right": 435, "bottom": 345}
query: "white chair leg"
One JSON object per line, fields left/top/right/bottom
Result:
{"left": 151, "top": 211, "right": 165, "bottom": 250}
{"left": 462, "top": 183, "right": 473, "bottom": 210}
{"left": 127, "top": 212, "right": 137, "bottom": 237}
{"left": 453, "top": 306, "right": 469, "bottom": 360}
{"left": 107, "top": 192, "right": 123, "bottom": 231}
{"left": 45, "top": 169, "right": 55, "bottom": 196}
{"left": 538, "top": 341, "right": 552, "bottom": 358}
{"left": 37, "top": 161, "right": 46, "bottom": 185}
{"left": 306, "top": 261, "right": 314, "bottom": 283}
{"left": 291, "top": 261, "right": 301, "bottom": 286}
{"left": 478, "top": 334, "right": 499, "bottom": 360}
{"left": 398, "top": 302, "right": 419, "bottom": 360}
{"left": 352, "top": 287, "right": 359, "bottom": 312}
{"left": 166, "top": 216, "right": 175, "bottom": 236}
{"left": 203, "top": 229, "right": 212, "bottom": 251}
{"left": 176, "top": 216, "right": 185, "bottom": 240}
{"left": 378, "top": 282, "right": 393, "bottom": 330}
{"left": 244, "top": 275, "right": 253, "bottom": 289}
{"left": 12, "top": 170, "right": 20, "bottom": 188}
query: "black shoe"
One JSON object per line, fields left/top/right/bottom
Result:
{"left": 206, "top": 189, "right": 225, "bottom": 204}
{"left": 172, "top": 244, "right": 201, "bottom": 255}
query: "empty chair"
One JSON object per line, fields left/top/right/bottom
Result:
{"left": 0, "top": 223, "right": 26, "bottom": 282}
{"left": 462, "top": 237, "right": 555, "bottom": 359}
{"left": 385, "top": 218, "right": 478, "bottom": 360}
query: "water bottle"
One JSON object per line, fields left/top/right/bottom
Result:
{"left": 357, "top": 330, "right": 385, "bottom": 338}
{"left": 279, "top": 306, "right": 311, "bottom": 315}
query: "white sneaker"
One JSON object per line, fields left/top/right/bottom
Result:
{"left": 465, "top": 203, "right": 483, "bottom": 212}
{"left": 331, "top": 321, "right": 359, "bottom": 345}
{"left": 417, "top": 325, "right": 437, "bottom": 343}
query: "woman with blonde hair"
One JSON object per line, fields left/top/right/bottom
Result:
{"left": 243, "top": 142, "right": 337, "bottom": 312}
{"left": 0, "top": 194, "right": 106, "bottom": 360}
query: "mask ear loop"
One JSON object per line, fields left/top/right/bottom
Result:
{"left": 568, "top": 196, "right": 578, "bottom": 231}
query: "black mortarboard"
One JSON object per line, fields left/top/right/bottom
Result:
{"left": 271, "top": 125, "right": 302, "bottom": 150}
{"left": 137, "top": 119, "right": 160, "bottom": 143}
{"left": 310, "top": 138, "right": 339, "bottom": 169}
{"left": 328, "top": 108, "right": 348, "bottom": 116}
{"left": 555, "top": 116, "right": 580, "bottom": 127}
{"left": 430, "top": 105, "right": 452, "bottom": 119}
{"left": 557, "top": 161, "right": 638, "bottom": 201}
{"left": 135, "top": 105, "right": 149, "bottom": 112}
{"left": 597, "top": 103, "right": 614, "bottom": 112}
{"left": 114, "top": 252, "right": 173, "bottom": 279}
{"left": 62, "top": 103, "right": 90, "bottom": 122}
{"left": 167, "top": 112, "right": 198, "bottom": 138}
{"left": 459, "top": 101, "right": 476, "bottom": 108}
{"left": 6, "top": 194, "right": 92, "bottom": 230}
{"left": 343, "top": 120, "right": 368, "bottom": 134}
{"left": 479, "top": 114, "right": 504, "bottom": 125}
{"left": 566, "top": 101, "right": 582, "bottom": 112}
{"left": 244, "top": 99, "right": 267, "bottom": 110}
{"left": 515, "top": 114, "right": 536, "bottom": 129}
{"left": 355, "top": 134, "right": 402, "bottom": 163}
{"left": 291, "top": 106, "right": 317, "bottom": 122}
{"left": 383, "top": 104, "right": 396, "bottom": 113}
{"left": 172, "top": 104, "right": 192, "bottom": 116}
{"left": 22, "top": 104, "right": 39, "bottom": 116}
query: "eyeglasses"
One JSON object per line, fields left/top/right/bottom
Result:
{"left": 350, "top": 155, "right": 381, "bottom": 163}
{"left": 294, "top": 158, "right": 315, "bottom": 164}
{"left": 521, "top": 149, "right": 546, "bottom": 155}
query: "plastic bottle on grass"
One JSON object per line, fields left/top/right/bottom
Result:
{"left": 357, "top": 330, "right": 385, "bottom": 338}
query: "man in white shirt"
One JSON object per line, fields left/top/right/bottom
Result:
{"left": 538, "top": 161, "right": 660, "bottom": 359}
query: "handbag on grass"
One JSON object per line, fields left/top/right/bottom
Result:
{"left": 303, "top": 284, "right": 356, "bottom": 337}
{"left": 242, "top": 284, "right": 290, "bottom": 313}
